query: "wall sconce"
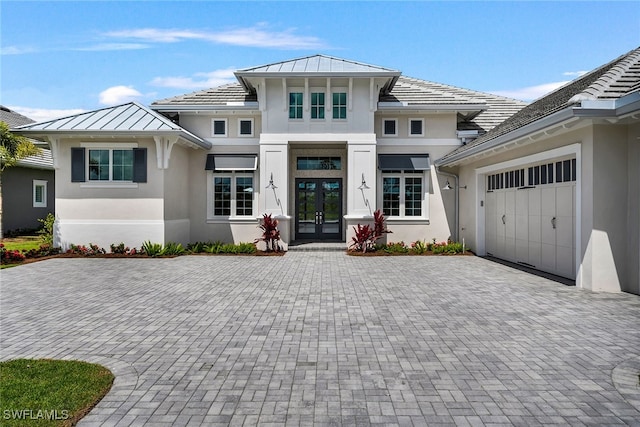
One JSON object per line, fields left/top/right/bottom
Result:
{"left": 442, "top": 180, "right": 466, "bottom": 190}
{"left": 265, "top": 172, "right": 277, "bottom": 190}
{"left": 357, "top": 173, "right": 370, "bottom": 190}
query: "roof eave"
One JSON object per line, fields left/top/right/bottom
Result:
{"left": 377, "top": 102, "right": 487, "bottom": 112}
{"left": 151, "top": 103, "right": 260, "bottom": 112}
{"left": 435, "top": 107, "right": 577, "bottom": 167}
{"left": 13, "top": 129, "right": 212, "bottom": 150}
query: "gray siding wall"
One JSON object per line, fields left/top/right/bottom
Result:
{"left": 2, "top": 166, "right": 55, "bottom": 232}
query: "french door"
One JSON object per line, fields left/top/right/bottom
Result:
{"left": 295, "top": 178, "right": 342, "bottom": 240}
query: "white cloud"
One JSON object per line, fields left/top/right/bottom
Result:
{"left": 74, "top": 43, "right": 150, "bottom": 52}
{"left": 99, "top": 85, "right": 143, "bottom": 105}
{"left": 490, "top": 81, "right": 570, "bottom": 101}
{"left": 563, "top": 70, "right": 588, "bottom": 77}
{"left": 150, "top": 69, "right": 237, "bottom": 90}
{"left": 8, "top": 106, "right": 87, "bottom": 123}
{"left": 1, "top": 46, "right": 36, "bottom": 55}
{"left": 105, "top": 24, "right": 326, "bottom": 49}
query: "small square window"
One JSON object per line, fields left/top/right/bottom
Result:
{"left": 383, "top": 119, "right": 397, "bottom": 136}
{"left": 409, "top": 119, "right": 424, "bottom": 136}
{"left": 239, "top": 119, "right": 253, "bottom": 137}
{"left": 33, "top": 180, "right": 47, "bottom": 208}
{"left": 212, "top": 119, "right": 227, "bottom": 137}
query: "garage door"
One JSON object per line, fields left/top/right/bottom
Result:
{"left": 485, "top": 158, "right": 576, "bottom": 279}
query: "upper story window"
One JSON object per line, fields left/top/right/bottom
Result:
{"left": 289, "top": 92, "right": 303, "bottom": 119}
{"left": 332, "top": 92, "right": 347, "bottom": 119}
{"left": 212, "top": 119, "right": 227, "bottom": 137}
{"left": 383, "top": 119, "right": 397, "bottom": 136}
{"left": 297, "top": 157, "right": 341, "bottom": 170}
{"left": 238, "top": 119, "right": 253, "bottom": 137}
{"left": 409, "top": 119, "right": 424, "bottom": 136}
{"left": 311, "top": 93, "right": 325, "bottom": 119}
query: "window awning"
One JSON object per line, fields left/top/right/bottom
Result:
{"left": 378, "top": 154, "right": 430, "bottom": 171}
{"left": 205, "top": 154, "right": 258, "bottom": 171}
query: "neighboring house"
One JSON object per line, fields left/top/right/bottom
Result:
{"left": 12, "top": 50, "right": 640, "bottom": 295}
{"left": 436, "top": 47, "right": 640, "bottom": 295}
{"left": 1, "top": 106, "right": 55, "bottom": 234}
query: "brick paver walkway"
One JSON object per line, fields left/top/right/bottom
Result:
{"left": 1, "top": 254, "right": 639, "bottom": 426}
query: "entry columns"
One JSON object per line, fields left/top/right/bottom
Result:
{"left": 345, "top": 135, "right": 378, "bottom": 244}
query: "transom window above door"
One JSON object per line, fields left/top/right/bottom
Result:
{"left": 296, "top": 157, "right": 341, "bottom": 170}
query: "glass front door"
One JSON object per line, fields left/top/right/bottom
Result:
{"left": 295, "top": 178, "right": 342, "bottom": 240}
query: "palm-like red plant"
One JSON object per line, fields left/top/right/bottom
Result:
{"left": 256, "top": 213, "right": 281, "bottom": 252}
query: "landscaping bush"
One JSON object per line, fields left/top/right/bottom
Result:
{"left": 384, "top": 241, "right": 409, "bottom": 254}
{"left": 141, "top": 241, "right": 163, "bottom": 257}
{"left": 66, "top": 243, "right": 106, "bottom": 256}
{"left": 37, "top": 213, "right": 55, "bottom": 246}
{"left": 161, "top": 242, "right": 185, "bottom": 256}
{"left": 349, "top": 209, "right": 391, "bottom": 253}
{"left": 0, "top": 243, "right": 26, "bottom": 264}
{"left": 256, "top": 213, "right": 281, "bottom": 252}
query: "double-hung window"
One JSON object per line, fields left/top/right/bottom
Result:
{"left": 289, "top": 92, "right": 303, "bottom": 119}
{"left": 332, "top": 92, "right": 347, "bottom": 119}
{"left": 382, "top": 170, "right": 424, "bottom": 217}
{"left": 311, "top": 92, "right": 325, "bottom": 119}
{"left": 213, "top": 173, "right": 254, "bottom": 217}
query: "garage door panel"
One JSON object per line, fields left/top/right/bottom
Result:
{"left": 556, "top": 245, "right": 575, "bottom": 279}
{"left": 556, "top": 185, "right": 574, "bottom": 217}
{"left": 528, "top": 213, "right": 541, "bottom": 243}
{"left": 515, "top": 239, "right": 529, "bottom": 264}
{"left": 541, "top": 215, "right": 555, "bottom": 245}
{"left": 540, "top": 242, "right": 556, "bottom": 272}
{"left": 541, "top": 188, "right": 555, "bottom": 216}
{"left": 528, "top": 241, "right": 541, "bottom": 268}
{"left": 516, "top": 190, "right": 528, "bottom": 216}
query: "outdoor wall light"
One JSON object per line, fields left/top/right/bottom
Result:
{"left": 442, "top": 180, "right": 466, "bottom": 190}
{"left": 265, "top": 172, "right": 277, "bottom": 190}
{"left": 357, "top": 173, "right": 370, "bottom": 190}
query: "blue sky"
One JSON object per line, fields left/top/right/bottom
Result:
{"left": 2, "top": 1, "right": 639, "bottom": 122}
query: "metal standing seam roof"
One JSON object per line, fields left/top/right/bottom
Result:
{"left": 13, "top": 102, "right": 210, "bottom": 149}
{"left": 437, "top": 46, "right": 640, "bottom": 165}
{"left": 236, "top": 54, "right": 401, "bottom": 75}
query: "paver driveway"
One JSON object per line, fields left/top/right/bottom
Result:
{"left": 1, "top": 253, "right": 639, "bottom": 426}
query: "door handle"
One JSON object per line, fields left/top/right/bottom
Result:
{"left": 501, "top": 214, "right": 506, "bottom": 225}
{"left": 551, "top": 217, "right": 556, "bottom": 229}
{"left": 315, "top": 212, "right": 320, "bottom": 225}
{"left": 319, "top": 212, "right": 324, "bottom": 224}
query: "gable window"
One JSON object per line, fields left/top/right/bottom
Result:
{"left": 33, "top": 180, "right": 47, "bottom": 208}
{"left": 409, "top": 119, "right": 424, "bottom": 136}
{"left": 383, "top": 119, "right": 397, "bottom": 136}
{"left": 238, "top": 119, "right": 253, "bottom": 137}
{"left": 311, "top": 92, "right": 325, "bottom": 119}
{"left": 382, "top": 171, "right": 424, "bottom": 217}
{"left": 289, "top": 92, "right": 303, "bottom": 119}
{"left": 212, "top": 119, "right": 227, "bottom": 137}
{"left": 332, "top": 92, "right": 347, "bottom": 119}
{"left": 71, "top": 146, "right": 146, "bottom": 184}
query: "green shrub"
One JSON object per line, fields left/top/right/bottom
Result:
{"left": 410, "top": 240, "right": 428, "bottom": 254}
{"left": 141, "top": 241, "right": 163, "bottom": 257}
{"left": 161, "top": 242, "right": 185, "bottom": 256}
{"left": 37, "top": 213, "right": 55, "bottom": 246}
{"left": 236, "top": 242, "right": 257, "bottom": 254}
{"left": 383, "top": 241, "right": 409, "bottom": 254}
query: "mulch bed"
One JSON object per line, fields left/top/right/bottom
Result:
{"left": 347, "top": 251, "right": 475, "bottom": 256}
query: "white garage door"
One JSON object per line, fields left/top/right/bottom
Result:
{"left": 485, "top": 158, "right": 576, "bottom": 279}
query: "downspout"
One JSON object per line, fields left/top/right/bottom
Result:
{"left": 436, "top": 167, "right": 459, "bottom": 242}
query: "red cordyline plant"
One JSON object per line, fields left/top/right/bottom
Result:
{"left": 256, "top": 213, "right": 281, "bottom": 252}
{"left": 349, "top": 209, "right": 392, "bottom": 253}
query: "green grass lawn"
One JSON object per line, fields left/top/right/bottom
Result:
{"left": 2, "top": 235, "right": 42, "bottom": 252}
{"left": 0, "top": 359, "right": 114, "bottom": 426}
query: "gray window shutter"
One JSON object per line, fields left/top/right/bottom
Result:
{"left": 71, "top": 147, "right": 85, "bottom": 182}
{"left": 133, "top": 148, "right": 147, "bottom": 183}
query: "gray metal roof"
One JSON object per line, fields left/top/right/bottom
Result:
{"left": 437, "top": 46, "right": 640, "bottom": 165}
{"left": 0, "top": 106, "right": 35, "bottom": 127}
{"left": 236, "top": 54, "right": 400, "bottom": 75}
{"left": 13, "top": 102, "right": 210, "bottom": 149}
